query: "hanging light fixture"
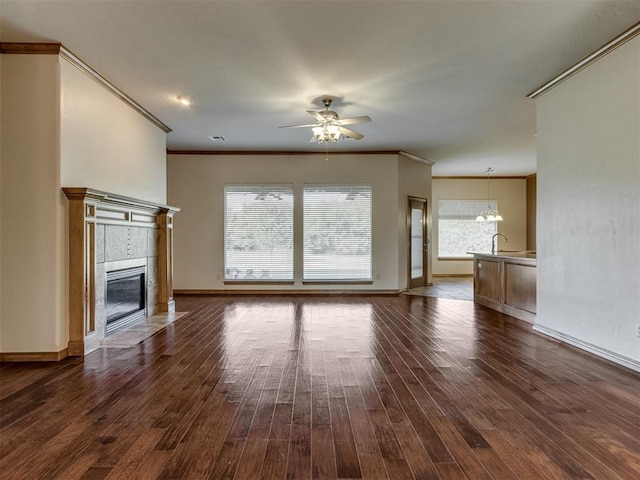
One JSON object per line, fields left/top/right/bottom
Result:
{"left": 312, "top": 124, "right": 341, "bottom": 143}
{"left": 280, "top": 98, "right": 371, "bottom": 144}
{"left": 476, "top": 167, "right": 504, "bottom": 221}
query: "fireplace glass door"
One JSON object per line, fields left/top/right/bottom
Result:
{"left": 106, "top": 266, "right": 146, "bottom": 333}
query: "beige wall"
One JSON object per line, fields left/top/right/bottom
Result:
{"left": 431, "top": 178, "right": 527, "bottom": 275}
{"left": 0, "top": 53, "right": 168, "bottom": 354}
{"left": 168, "top": 153, "right": 431, "bottom": 291}
{"left": 0, "top": 55, "right": 3, "bottom": 347}
{"left": 397, "top": 153, "right": 432, "bottom": 288}
{"left": 0, "top": 55, "right": 66, "bottom": 352}
{"left": 60, "top": 60, "right": 167, "bottom": 204}
{"left": 535, "top": 36, "right": 639, "bottom": 369}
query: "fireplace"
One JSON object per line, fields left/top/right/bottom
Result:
{"left": 105, "top": 266, "right": 146, "bottom": 333}
{"left": 104, "top": 258, "right": 148, "bottom": 335}
{"left": 63, "top": 188, "right": 179, "bottom": 356}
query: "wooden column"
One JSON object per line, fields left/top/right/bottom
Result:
{"left": 66, "top": 196, "right": 96, "bottom": 356}
{"left": 158, "top": 208, "right": 178, "bottom": 313}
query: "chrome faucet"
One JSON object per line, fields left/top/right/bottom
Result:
{"left": 491, "top": 233, "right": 508, "bottom": 255}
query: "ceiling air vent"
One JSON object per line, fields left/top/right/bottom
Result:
{"left": 208, "top": 135, "right": 227, "bottom": 142}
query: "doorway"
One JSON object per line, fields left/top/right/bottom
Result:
{"left": 408, "top": 197, "right": 428, "bottom": 289}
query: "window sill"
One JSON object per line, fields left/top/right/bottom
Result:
{"left": 437, "top": 257, "right": 473, "bottom": 261}
{"left": 223, "top": 280, "right": 295, "bottom": 285}
{"left": 302, "top": 280, "right": 374, "bottom": 285}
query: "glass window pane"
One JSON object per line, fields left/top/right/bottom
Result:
{"left": 303, "top": 185, "right": 372, "bottom": 281}
{"left": 411, "top": 208, "right": 423, "bottom": 278}
{"left": 438, "top": 200, "right": 498, "bottom": 258}
{"left": 224, "top": 185, "right": 294, "bottom": 280}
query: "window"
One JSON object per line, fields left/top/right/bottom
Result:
{"left": 303, "top": 185, "right": 372, "bottom": 281}
{"left": 438, "top": 200, "right": 497, "bottom": 258}
{"left": 224, "top": 185, "right": 293, "bottom": 281}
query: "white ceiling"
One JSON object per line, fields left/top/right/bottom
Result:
{"left": 2, "top": 1, "right": 639, "bottom": 175}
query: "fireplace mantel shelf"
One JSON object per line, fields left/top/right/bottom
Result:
{"left": 63, "top": 187, "right": 180, "bottom": 215}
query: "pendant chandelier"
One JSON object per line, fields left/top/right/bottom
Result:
{"left": 476, "top": 167, "right": 503, "bottom": 221}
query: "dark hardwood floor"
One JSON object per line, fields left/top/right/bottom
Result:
{"left": 1, "top": 295, "right": 639, "bottom": 479}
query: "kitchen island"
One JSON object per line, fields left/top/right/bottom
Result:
{"left": 472, "top": 252, "right": 536, "bottom": 323}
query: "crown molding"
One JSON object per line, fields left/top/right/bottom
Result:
{"left": 527, "top": 21, "right": 640, "bottom": 99}
{"left": 0, "top": 42, "right": 172, "bottom": 134}
{"left": 0, "top": 42, "right": 61, "bottom": 54}
{"left": 432, "top": 175, "right": 527, "bottom": 180}
{"left": 167, "top": 149, "right": 438, "bottom": 165}
{"left": 399, "top": 150, "right": 435, "bottom": 165}
{"left": 59, "top": 46, "right": 172, "bottom": 133}
{"left": 166, "top": 149, "right": 403, "bottom": 156}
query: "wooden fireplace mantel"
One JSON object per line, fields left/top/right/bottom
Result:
{"left": 63, "top": 188, "right": 180, "bottom": 356}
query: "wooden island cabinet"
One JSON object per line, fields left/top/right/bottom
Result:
{"left": 472, "top": 252, "right": 536, "bottom": 323}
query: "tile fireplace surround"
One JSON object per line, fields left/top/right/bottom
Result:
{"left": 63, "top": 188, "right": 179, "bottom": 356}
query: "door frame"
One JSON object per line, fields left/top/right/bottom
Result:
{"left": 408, "top": 196, "right": 428, "bottom": 289}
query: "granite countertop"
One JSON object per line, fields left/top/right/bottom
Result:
{"left": 469, "top": 251, "right": 537, "bottom": 259}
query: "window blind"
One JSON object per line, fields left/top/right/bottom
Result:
{"left": 303, "top": 184, "right": 372, "bottom": 281}
{"left": 224, "top": 185, "right": 293, "bottom": 280}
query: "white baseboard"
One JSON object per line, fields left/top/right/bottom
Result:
{"left": 533, "top": 324, "right": 640, "bottom": 373}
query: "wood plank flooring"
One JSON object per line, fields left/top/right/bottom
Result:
{"left": 1, "top": 295, "right": 639, "bottom": 479}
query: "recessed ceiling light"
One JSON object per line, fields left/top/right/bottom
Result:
{"left": 177, "top": 96, "right": 191, "bottom": 106}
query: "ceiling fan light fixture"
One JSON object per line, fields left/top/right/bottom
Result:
{"left": 312, "top": 126, "right": 325, "bottom": 142}
{"left": 312, "top": 125, "right": 341, "bottom": 143}
{"left": 280, "top": 97, "right": 370, "bottom": 144}
{"left": 327, "top": 125, "right": 340, "bottom": 142}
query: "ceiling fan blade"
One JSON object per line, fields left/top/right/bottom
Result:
{"left": 338, "top": 126, "right": 364, "bottom": 140}
{"left": 279, "top": 123, "right": 319, "bottom": 129}
{"left": 307, "top": 110, "right": 326, "bottom": 123}
{"left": 336, "top": 116, "right": 372, "bottom": 126}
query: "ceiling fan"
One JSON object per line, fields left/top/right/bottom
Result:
{"left": 279, "top": 98, "right": 371, "bottom": 143}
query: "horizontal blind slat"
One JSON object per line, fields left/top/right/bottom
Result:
{"left": 437, "top": 199, "right": 498, "bottom": 257}
{"left": 303, "top": 184, "right": 372, "bottom": 280}
{"left": 225, "top": 185, "right": 294, "bottom": 280}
